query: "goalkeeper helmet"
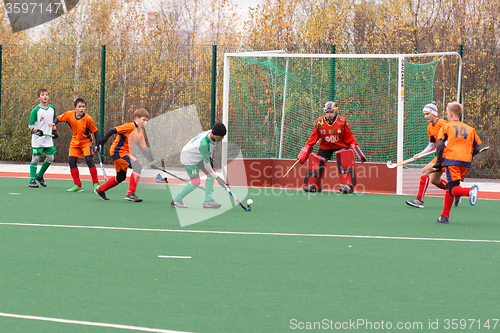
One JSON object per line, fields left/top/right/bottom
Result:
{"left": 323, "top": 101, "right": 338, "bottom": 124}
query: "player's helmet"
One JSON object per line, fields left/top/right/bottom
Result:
{"left": 323, "top": 101, "right": 338, "bottom": 124}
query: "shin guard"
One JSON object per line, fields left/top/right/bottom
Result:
{"left": 303, "top": 153, "right": 326, "bottom": 192}
{"left": 336, "top": 149, "right": 357, "bottom": 193}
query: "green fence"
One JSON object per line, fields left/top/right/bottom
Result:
{"left": 0, "top": 44, "right": 498, "bottom": 179}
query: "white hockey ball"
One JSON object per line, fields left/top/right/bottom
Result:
{"left": 247, "top": 199, "right": 253, "bottom": 205}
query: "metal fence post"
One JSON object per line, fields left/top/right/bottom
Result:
{"left": 330, "top": 44, "right": 336, "bottom": 102}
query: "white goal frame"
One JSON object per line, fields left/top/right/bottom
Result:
{"left": 222, "top": 51, "right": 462, "bottom": 194}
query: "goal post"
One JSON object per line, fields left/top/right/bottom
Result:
{"left": 222, "top": 51, "right": 462, "bottom": 194}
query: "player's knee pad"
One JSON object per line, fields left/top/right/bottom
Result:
{"left": 31, "top": 155, "right": 40, "bottom": 164}
{"left": 447, "top": 180, "right": 461, "bottom": 196}
{"left": 84, "top": 155, "right": 95, "bottom": 168}
{"left": 336, "top": 150, "right": 357, "bottom": 193}
{"left": 116, "top": 170, "right": 127, "bottom": 183}
{"left": 45, "top": 155, "right": 54, "bottom": 164}
{"left": 303, "top": 153, "right": 326, "bottom": 192}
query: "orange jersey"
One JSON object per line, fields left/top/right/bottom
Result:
{"left": 109, "top": 122, "right": 146, "bottom": 161}
{"left": 306, "top": 115, "right": 358, "bottom": 150}
{"left": 438, "top": 120, "right": 482, "bottom": 167}
{"left": 57, "top": 111, "right": 98, "bottom": 147}
{"left": 427, "top": 118, "right": 447, "bottom": 143}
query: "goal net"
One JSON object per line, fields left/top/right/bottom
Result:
{"left": 222, "top": 51, "right": 462, "bottom": 193}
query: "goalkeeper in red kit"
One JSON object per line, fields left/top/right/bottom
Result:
{"left": 297, "top": 101, "right": 367, "bottom": 193}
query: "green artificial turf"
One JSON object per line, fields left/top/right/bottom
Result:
{"left": 1, "top": 177, "right": 499, "bottom": 332}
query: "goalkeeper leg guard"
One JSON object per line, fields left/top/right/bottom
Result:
{"left": 303, "top": 153, "right": 326, "bottom": 192}
{"left": 336, "top": 150, "right": 357, "bottom": 193}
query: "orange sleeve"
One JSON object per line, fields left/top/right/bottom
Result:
{"left": 115, "top": 123, "right": 135, "bottom": 134}
{"left": 139, "top": 129, "right": 147, "bottom": 149}
{"left": 58, "top": 111, "right": 73, "bottom": 123}
{"left": 427, "top": 123, "right": 433, "bottom": 142}
{"left": 87, "top": 116, "right": 98, "bottom": 134}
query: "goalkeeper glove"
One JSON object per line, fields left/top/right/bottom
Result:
{"left": 297, "top": 144, "right": 313, "bottom": 163}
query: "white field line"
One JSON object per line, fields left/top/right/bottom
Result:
{"left": 158, "top": 256, "right": 191, "bottom": 259}
{"left": 0, "top": 312, "right": 192, "bottom": 333}
{"left": 1, "top": 222, "right": 500, "bottom": 244}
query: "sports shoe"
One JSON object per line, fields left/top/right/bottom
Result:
{"left": 202, "top": 199, "right": 222, "bottom": 209}
{"left": 406, "top": 198, "right": 424, "bottom": 208}
{"left": 454, "top": 196, "right": 462, "bottom": 207}
{"left": 469, "top": 185, "right": 479, "bottom": 206}
{"left": 339, "top": 184, "right": 354, "bottom": 194}
{"left": 437, "top": 216, "right": 449, "bottom": 224}
{"left": 303, "top": 184, "right": 321, "bottom": 192}
{"left": 93, "top": 183, "right": 100, "bottom": 190}
{"left": 171, "top": 199, "right": 187, "bottom": 208}
{"left": 67, "top": 185, "right": 83, "bottom": 192}
{"left": 94, "top": 187, "right": 109, "bottom": 200}
{"left": 35, "top": 176, "right": 47, "bottom": 187}
{"left": 125, "top": 193, "right": 142, "bottom": 202}
{"left": 29, "top": 180, "right": 39, "bottom": 188}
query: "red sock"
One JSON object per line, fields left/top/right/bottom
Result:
{"left": 99, "top": 177, "right": 119, "bottom": 192}
{"left": 127, "top": 172, "right": 140, "bottom": 195}
{"left": 452, "top": 186, "right": 470, "bottom": 197}
{"left": 436, "top": 179, "right": 447, "bottom": 190}
{"left": 70, "top": 168, "right": 82, "bottom": 187}
{"left": 441, "top": 190, "right": 454, "bottom": 217}
{"left": 89, "top": 166, "right": 99, "bottom": 185}
{"left": 417, "top": 175, "right": 429, "bottom": 202}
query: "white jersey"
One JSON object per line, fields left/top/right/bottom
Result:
{"left": 28, "top": 104, "right": 56, "bottom": 148}
{"left": 180, "top": 130, "right": 218, "bottom": 166}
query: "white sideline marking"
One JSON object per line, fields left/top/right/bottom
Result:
{"left": 1, "top": 222, "right": 500, "bottom": 244}
{"left": 158, "top": 256, "right": 191, "bottom": 259}
{"left": 0, "top": 312, "right": 192, "bottom": 333}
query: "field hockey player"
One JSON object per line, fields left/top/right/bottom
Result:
{"left": 170, "top": 122, "right": 227, "bottom": 209}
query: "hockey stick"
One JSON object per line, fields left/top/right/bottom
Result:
{"left": 283, "top": 159, "right": 300, "bottom": 178}
{"left": 151, "top": 165, "right": 206, "bottom": 191}
{"left": 43, "top": 133, "right": 55, "bottom": 137}
{"left": 478, "top": 146, "right": 490, "bottom": 154}
{"left": 386, "top": 149, "right": 436, "bottom": 169}
{"left": 221, "top": 182, "right": 251, "bottom": 211}
{"left": 430, "top": 146, "right": 490, "bottom": 174}
{"left": 96, "top": 149, "right": 108, "bottom": 182}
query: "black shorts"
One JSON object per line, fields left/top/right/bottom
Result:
{"left": 317, "top": 148, "right": 341, "bottom": 161}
